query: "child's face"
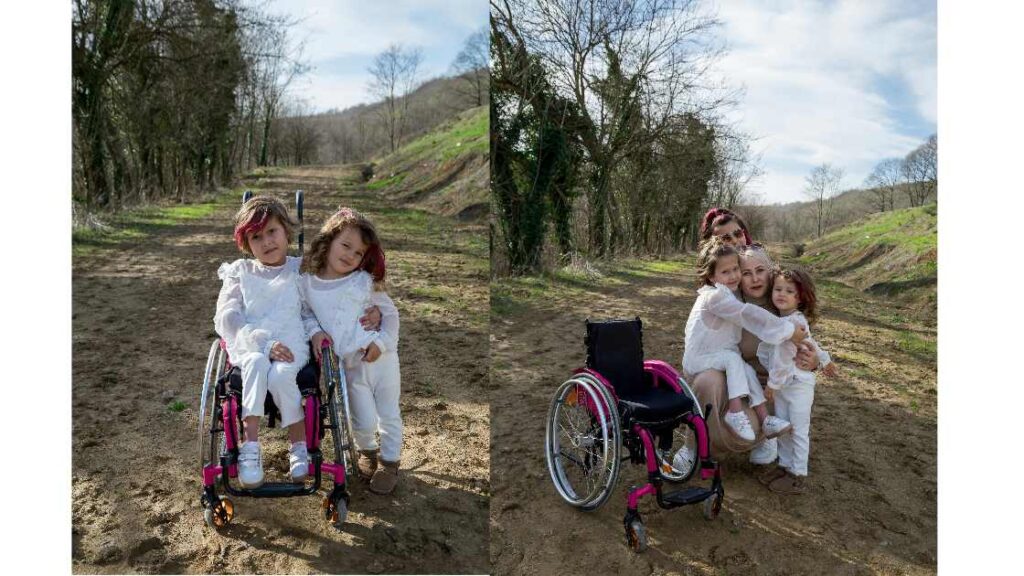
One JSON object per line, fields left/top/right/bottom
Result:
{"left": 246, "top": 216, "right": 288, "bottom": 266}
{"left": 772, "top": 276, "right": 800, "bottom": 314}
{"left": 740, "top": 255, "right": 771, "bottom": 299}
{"left": 324, "top": 226, "right": 368, "bottom": 278}
{"left": 711, "top": 254, "right": 741, "bottom": 292}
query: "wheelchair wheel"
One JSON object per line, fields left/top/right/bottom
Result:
{"left": 545, "top": 376, "right": 621, "bottom": 511}
{"left": 703, "top": 489, "right": 723, "bottom": 520}
{"left": 322, "top": 350, "right": 359, "bottom": 478}
{"left": 625, "top": 519, "right": 648, "bottom": 553}
{"left": 198, "top": 340, "right": 226, "bottom": 472}
{"left": 322, "top": 493, "right": 349, "bottom": 529}
{"left": 204, "top": 496, "right": 234, "bottom": 529}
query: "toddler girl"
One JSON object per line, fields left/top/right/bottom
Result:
{"left": 214, "top": 196, "right": 311, "bottom": 488}
{"left": 301, "top": 208, "right": 403, "bottom": 495}
{"left": 757, "top": 268, "right": 838, "bottom": 494}
{"left": 683, "top": 238, "right": 807, "bottom": 442}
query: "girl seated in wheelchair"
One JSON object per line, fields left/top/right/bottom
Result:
{"left": 214, "top": 196, "right": 313, "bottom": 488}
{"left": 683, "top": 238, "right": 807, "bottom": 443}
{"left": 301, "top": 208, "right": 403, "bottom": 495}
{"left": 756, "top": 267, "right": 839, "bottom": 494}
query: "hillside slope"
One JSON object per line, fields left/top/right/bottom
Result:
{"left": 366, "top": 106, "right": 488, "bottom": 221}
{"left": 800, "top": 204, "right": 936, "bottom": 317}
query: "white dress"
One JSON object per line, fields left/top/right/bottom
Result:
{"left": 682, "top": 283, "right": 796, "bottom": 405}
{"left": 755, "top": 311, "right": 832, "bottom": 476}
{"left": 301, "top": 271, "right": 403, "bottom": 461}
{"left": 214, "top": 256, "right": 310, "bottom": 426}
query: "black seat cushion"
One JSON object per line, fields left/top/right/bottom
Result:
{"left": 585, "top": 318, "right": 646, "bottom": 397}
{"left": 617, "top": 382, "right": 695, "bottom": 422}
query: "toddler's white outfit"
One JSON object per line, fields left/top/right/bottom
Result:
{"left": 756, "top": 311, "right": 832, "bottom": 477}
{"left": 683, "top": 283, "right": 797, "bottom": 440}
{"left": 302, "top": 272, "right": 403, "bottom": 462}
{"left": 215, "top": 256, "right": 309, "bottom": 428}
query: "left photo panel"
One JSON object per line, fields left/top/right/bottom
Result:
{"left": 71, "top": 1, "right": 490, "bottom": 573}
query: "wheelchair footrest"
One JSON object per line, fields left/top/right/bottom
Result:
{"left": 661, "top": 487, "right": 715, "bottom": 507}
{"left": 228, "top": 482, "right": 318, "bottom": 498}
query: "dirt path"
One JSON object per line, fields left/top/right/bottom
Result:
{"left": 490, "top": 260, "right": 936, "bottom": 575}
{"left": 72, "top": 166, "right": 489, "bottom": 574}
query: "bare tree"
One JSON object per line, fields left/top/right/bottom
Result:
{"left": 902, "top": 133, "right": 937, "bottom": 207}
{"left": 451, "top": 28, "right": 489, "bottom": 107}
{"left": 804, "top": 163, "right": 844, "bottom": 238}
{"left": 368, "top": 44, "right": 424, "bottom": 154}
{"left": 864, "top": 158, "right": 903, "bottom": 212}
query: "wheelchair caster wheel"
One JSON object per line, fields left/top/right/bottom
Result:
{"left": 322, "top": 495, "right": 348, "bottom": 529}
{"left": 625, "top": 520, "right": 648, "bottom": 553}
{"left": 204, "top": 497, "right": 234, "bottom": 529}
{"left": 703, "top": 491, "right": 723, "bottom": 520}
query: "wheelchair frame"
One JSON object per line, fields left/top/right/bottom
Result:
{"left": 196, "top": 190, "right": 359, "bottom": 530}
{"left": 544, "top": 319, "right": 725, "bottom": 552}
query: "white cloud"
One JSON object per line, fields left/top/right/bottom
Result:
{"left": 715, "top": 0, "right": 937, "bottom": 203}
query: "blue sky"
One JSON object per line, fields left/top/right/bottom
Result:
{"left": 269, "top": 0, "right": 488, "bottom": 113}
{"left": 716, "top": 0, "right": 937, "bottom": 204}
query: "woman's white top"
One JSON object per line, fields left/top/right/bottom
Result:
{"left": 757, "top": 311, "right": 832, "bottom": 390}
{"left": 300, "top": 271, "right": 400, "bottom": 366}
{"left": 214, "top": 256, "right": 308, "bottom": 363}
{"left": 683, "top": 283, "right": 796, "bottom": 369}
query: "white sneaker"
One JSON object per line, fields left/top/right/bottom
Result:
{"left": 238, "top": 441, "right": 264, "bottom": 488}
{"left": 289, "top": 441, "right": 309, "bottom": 482}
{"left": 750, "top": 437, "right": 778, "bottom": 465}
{"left": 762, "top": 415, "right": 793, "bottom": 439}
{"left": 724, "top": 410, "right": 756, "bottom": 442}
{"left": 672, "top": 445, "right": 696, "bottom": 475}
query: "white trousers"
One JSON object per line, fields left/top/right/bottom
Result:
{"left": 685, "top": 350, "right": 766, "bottom": 408}
{"left": 774, "top": 376, "right": 815, "bottom": 476}
{"left": 237, "top": 351, "right": 308, "bottom": 428}
{"left": 345, "top": 352, "right": 403, "bottom": 462}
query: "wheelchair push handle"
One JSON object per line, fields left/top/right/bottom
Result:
{"left": 242, "top": 189, "right": 253, "bottom": 205}
{"left": 295, "top": 190, "right": 304, "bottom": 254}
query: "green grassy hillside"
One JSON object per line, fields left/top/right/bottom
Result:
{"left": 367, "top": 106, "right": 488, "bottom": 220}
{"left": 800, "top": 204, "right": 936, "bottom": 316}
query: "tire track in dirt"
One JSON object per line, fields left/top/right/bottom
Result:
{"left": 490, "top": 263, "right": 936, "bottom": 575}
{"left": 72, "top": 165, "right": 489, "bottom": 574}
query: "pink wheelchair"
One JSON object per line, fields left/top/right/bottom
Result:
{"left": 544, "top": 318, "right": 724, "bottom": 552}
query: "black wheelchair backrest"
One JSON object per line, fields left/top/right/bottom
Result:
{"left": 585, "top": 318, "right": 646, "bottom": 397}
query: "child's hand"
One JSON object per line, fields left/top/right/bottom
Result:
{"left": 822, "top": 363, "right": 839, "bottom": 378}
{"left": 363, "top": 342, "right": 382, "bottom": 363}
{"left": 311, "top": 331, "right": 330, "bottom": 361}
{"left": 269, "top": 341, "right": 294, "bottom": 363}
{"left": 764, "top": 387, "right": 774, "bottom": 403}
{"left": 360, "top": 305, "right": 382, "bottom": 331}
{"left": 789, "top": 324, "right": 807, "bottom": 345}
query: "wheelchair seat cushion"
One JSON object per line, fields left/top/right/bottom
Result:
{"left": 618, "top": 383, "right": 695, "bottom": 422}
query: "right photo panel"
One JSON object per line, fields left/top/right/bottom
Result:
{"left": 489, "top": 1, "right": 937, "bottom": 574}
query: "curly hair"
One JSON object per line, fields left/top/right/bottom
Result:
{"left": 301, "top": 207, "right": 386, "bottom": 288}
{"left": 773, "top": 267, "right": 818, "bottom": 324}
{"left": 699, "top": 207, "right": 752, "bottom": 245}
{"left": 695, "top": 237, "right": 740, "bottom": 288}
{"left": 233, "top": 196, "right": 297, "bottom": 256}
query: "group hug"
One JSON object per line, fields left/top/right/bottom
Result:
{"left": 681, "top": 208, "right": 839, "bottom": 495}
{"left": 213, "top": 197, "right": 403, "bottom": 496}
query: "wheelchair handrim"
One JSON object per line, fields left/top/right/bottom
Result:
{"left": 546, "top": 378, "right": 620, "bottom": 509}
{"left": 198, "top": 340, "right": 222, "bottom": 471}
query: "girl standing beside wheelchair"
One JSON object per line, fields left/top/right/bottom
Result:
{"left": 302, "top": 208, "right": 404, "bottom": 495}
{"left": 214, "top": 196, "right": 312, "bottom": 489}
{"left": 683, "top": 238, "right": 808, "bottom": 442}
{"left": 755, "top": 267, "right": 839, "bottom": 494}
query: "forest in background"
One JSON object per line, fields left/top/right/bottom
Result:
{"left": 72, "top": 0, "right": 487, "bottom": 218}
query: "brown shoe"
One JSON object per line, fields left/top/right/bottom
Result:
{"left": 757, "top": 465, "right": 788, "bottom": 487}
{"left": 369, "top": 460, "right": 400, "bottom": 495}
{"left": 357, "top": 450, "right": 379, "bottom": 480}
{"left": 768, "top": 471, "right": 806, "bottom": 495}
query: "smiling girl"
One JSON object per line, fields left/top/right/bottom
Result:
{"left": 682, "top": 239, "right": 807, "bottom": 442}
{"left": 214, "top": 196, "right": 312, "bottom": 488}
{"left": 301, "top": 208, "right": 403, "bottom": 495}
